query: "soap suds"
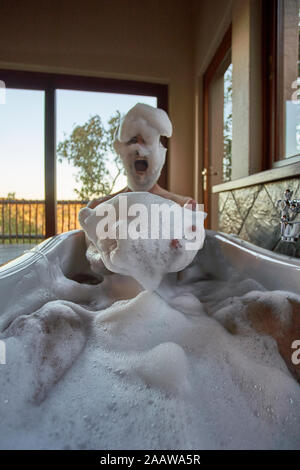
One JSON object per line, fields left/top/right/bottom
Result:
{"left": 79, "top": 192, "right": 206, "bottom": 290}
{"left": 0, "top": 243, "right": 300, "bottom": 449}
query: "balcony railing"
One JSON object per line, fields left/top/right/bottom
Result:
{"left": 0, "top": 199, "right": 88, "bottom": 244}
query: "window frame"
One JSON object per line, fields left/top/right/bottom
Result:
{"left": 262, "top": 0, "right": 300, "bottom": 168}
{"left": 202, "top": 25, "right": 232, "bottom": 228}
{"left": 0, "top": 69, "right": 168, "bottom": 237}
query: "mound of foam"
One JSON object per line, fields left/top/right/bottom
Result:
{"left": 116, "top": 103, "right": 172, "bottom": 143}
{"left": 3, "top": 300, "right": 87, "bottom": 403}
{"left": 134, "top": 341, "right": 190, "bottom": 396}
{"left": 1, "top": 236, "right": 300, "bottom": 450}
{"left": 79, "top": 192, "right": 206, "bottom": 290}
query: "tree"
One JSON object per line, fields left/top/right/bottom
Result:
{"left": 223, "top": 64, "right": 232, "bottom": 182}
{"left": 57, "top": 112, "right": 124, "bottom": 200}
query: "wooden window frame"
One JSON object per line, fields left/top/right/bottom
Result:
{"left": 203, "top": 25, "right": 232, "bottom": 228}
{"left": 262, "top": 0, "right": 300, "bottom": 168}
{"left": 0, "top": 69, "right": 168, "bottom": 238}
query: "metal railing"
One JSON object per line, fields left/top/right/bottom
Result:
{"left": 0, "top": 199, "right": 88, "bottom": 244}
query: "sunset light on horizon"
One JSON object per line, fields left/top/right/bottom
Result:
{"left": 0, "top": 89, "right": 156, "bottom": 200}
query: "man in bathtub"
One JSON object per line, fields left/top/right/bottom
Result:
{"left": 87, "top": 103, "right": 197, "bottom": 210}
{"left": 83, "top": 103, "right": 201, "bottom": 276}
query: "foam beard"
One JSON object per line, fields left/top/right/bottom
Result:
{"left": 114, "top": 137, "right": 166, "bottom": 191}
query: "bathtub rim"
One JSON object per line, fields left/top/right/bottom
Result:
{"left": 212, "top": 230, "right": 300, "bottom": 270}
{"left": 0, "top": 230, "right": 85, "bottom": 279}
{"left": 0, "top": 228, "right": 299, "bottom": 282}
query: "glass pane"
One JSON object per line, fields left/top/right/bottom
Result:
{"left": 56, "top": 90, "right": 157, "bottom": 233}
{"left": 223, "top": 63, "right": 232, "bottom": 181}
{"left": 0, "top": 88, "right": 45, "bottom": 264}
{"left": 282, "top": 0, "right": 300, "bottom": 158}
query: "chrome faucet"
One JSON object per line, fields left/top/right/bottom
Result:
{"left": 276, "top": 189, "right": 300, "bottom": 242}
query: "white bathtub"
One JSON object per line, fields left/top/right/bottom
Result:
{"left": 1, "top": 229, "right": 299, "bottom": 301}
{"left": 1, "top": 229, "right": 300, "bottom": 450}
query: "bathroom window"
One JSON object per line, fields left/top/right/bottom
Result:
{"left": 223, "top": 63, "right": 233, "bottom": 182}
{"left": 56, "top": 90, "right": 157, "bottom": 201}
{"left": 264, "top": 0, "right": 300, "bottom": 166}
{"left": 0, "top": 70, "right": 168, "bottom": 242}
{"left": 278, "top": 0, "right": 300, "bottom": 161}
{"left": 203, "top": 25, "right": 232, "bottom": 229}
{"left": 56, "top": 90, "right": 157, "bottom": 234}
{"left": 0, "top": 88, "right": 45, "bottom": 253}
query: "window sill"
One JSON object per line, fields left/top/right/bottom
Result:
{"left": 212, "top": 160, "right": 300, "bottom": 193}
{"left": 273, "top": 155, "right": 300, "bottom": 167}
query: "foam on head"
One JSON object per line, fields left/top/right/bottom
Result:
{"left": 113, "top": 103, "right": 172, "bottom": 191}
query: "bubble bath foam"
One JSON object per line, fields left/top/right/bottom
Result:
{"left": 0, "top": 230, "right": 299, "bottom": 450}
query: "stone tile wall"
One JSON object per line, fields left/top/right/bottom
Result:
{"left": 218, "top": 177, "right": 300, "bottom": 258}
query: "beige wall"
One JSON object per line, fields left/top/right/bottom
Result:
{"left": 0, "top": 0, "right": 195, "bottom": 197}
{"left": 232, "top": 0, "right": 262, "bottom": 179}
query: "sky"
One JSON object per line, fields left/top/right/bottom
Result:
{"left": 0, "top": 88, "right": 156, "bottom": 200}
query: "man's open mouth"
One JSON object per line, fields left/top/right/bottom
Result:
{"left": 134, "top": 158, "right": 148, "bottom": 173}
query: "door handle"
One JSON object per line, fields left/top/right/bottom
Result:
{"left": 202, "top": 168, "right": 207, "bottom": 191}
{"left": 202, "top": 167, "right": 219, "bottom": 191}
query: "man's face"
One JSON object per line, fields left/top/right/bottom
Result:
{"left": 115, "top": 133, "right": 166, "bottom": 191}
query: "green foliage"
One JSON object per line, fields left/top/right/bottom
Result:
{"left": 223, "top": 64, "right": 232, "bottom": 182}
{"left": 57, "top": 112, "right": 124, "bottom": 199}
{"left": 0, "top": 203, "right": 44, "bottom": 243}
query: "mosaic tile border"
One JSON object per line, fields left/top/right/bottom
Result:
{"left": 218, "top": 177, "right": 300, "bottom": 258}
